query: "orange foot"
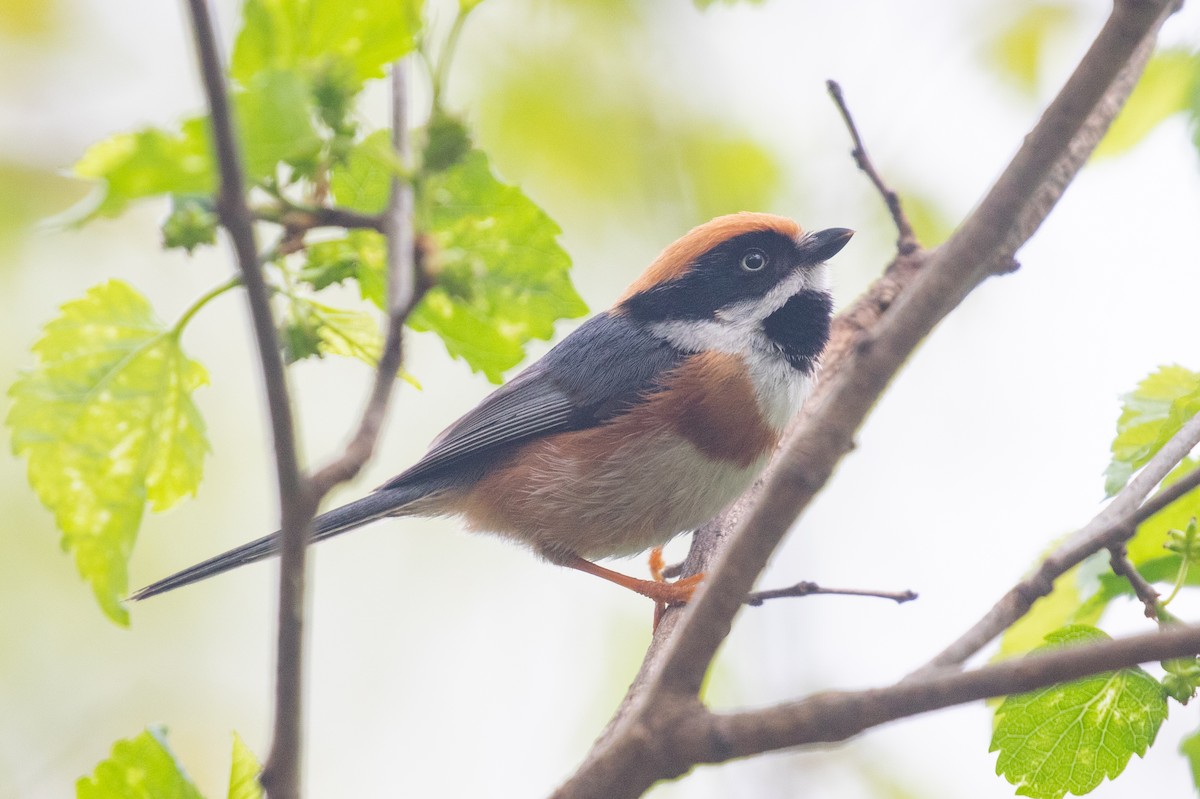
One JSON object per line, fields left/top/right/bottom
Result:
{"left": 561, "top": 553, "right": 705, "bottom": 628}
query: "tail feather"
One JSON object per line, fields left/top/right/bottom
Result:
{"left": 130, "top": 488, "right": 422, "bottom": 601}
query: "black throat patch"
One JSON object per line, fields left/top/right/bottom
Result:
{"left": 762, "top": 290, "right": 833, "bottom": 374}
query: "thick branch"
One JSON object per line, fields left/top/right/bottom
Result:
{"left": 554, "top": 1, "right": 1180, "bottom": 796}
{"left": 310, "top": 60, "right": 420, "bottom": 495}
{"left": 182, "top": 2, "right": 313, "bottom": 797}
{"left": 553, "top": 623, "right": 1200, "bottom": 799}
{"left": 706, "top": 622, "right": 1200, "bottom": 760}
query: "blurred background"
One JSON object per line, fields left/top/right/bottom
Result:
{"left": 2, "top": 0, "right": 1200, "bottom": 797}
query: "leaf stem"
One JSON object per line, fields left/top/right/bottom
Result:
{"left": 171, "top": 276, "right": 242, "bottom": 335}
{"left": 431, "top": 5, "right": 473, "bottom": 110}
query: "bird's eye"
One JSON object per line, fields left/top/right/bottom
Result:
{"left": 740, "top": 249, "right": 768, "bottom": 272}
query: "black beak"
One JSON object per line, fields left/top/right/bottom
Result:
{"left": 800, "top": 227, "right": 854, "bottom": 263}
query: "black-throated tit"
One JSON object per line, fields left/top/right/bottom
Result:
{"left": 133, "top": 213, "right": 852, "bottom": 605}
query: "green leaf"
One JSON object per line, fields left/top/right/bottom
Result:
{"left": 73, "top": 69, "right": 322, "bottom": 221}
{"left": 412, "top": 149, "right": 587, "bottom": 381}
{"left": 283, "top": 298, "right": 384, "bottom": 367}
{"left": 1105, "top": 366, "right": 1200, "bottom": 497}
{"left": 1096, "top": 49, "right": 1200, "bottom": 159}
{"left": 300, "top": 230, "right": 386, "bottom": 301}
{"left": 991, "top": 625, "right": 1168, "bottom": 799}
{"left": 236, "top": 69, "right": 323, "bottom": 180}
{"left": 987, "top": 4, "right": 1079, "bottom": 95}
{"left": 1181, "top": 727, "right": 1200, "bottom": 792}
{"left": 7, "top": 281, "right": 209, "bottom": 624}
{"left": 228, "top": 733, "right": 263, "bottom": 799}
{"left": 1127, "top": 458, "right": 1200, "bottom": 564}
{"left": 330, "top": 129, "right": 403, "bottom": 214}
{"left": 232, "top": 0, "right": 421, "bottom": 87}
{"left": 74, "top": 120, "right": 213, "bottom": 220}
{"left": 77, "top": 726, "right": 204, "bottom": 799}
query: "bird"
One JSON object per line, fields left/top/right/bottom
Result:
{"left": 131, "top": 213, "right": 852, "bottom": 606}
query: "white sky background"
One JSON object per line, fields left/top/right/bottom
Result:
{"left": 2, "top": 0, "right": 1200, "bottom": 797}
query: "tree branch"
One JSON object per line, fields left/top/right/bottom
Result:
{"left": 705, "top": 622, "right": 1200, "bottom": 760}
{"left": 744, "top": 581, "right": 917, "bottom": 607}
{"left": 254, "top": 203, "right": 384, "bottom": 233}
{"left": 916, "top": 424, "right": 1200, "bottom": 676}
{"left": 182, "top": 2, "right": 313, "bottom": 797}
{"left": 1109, "top": 543, "right": 1163, "bottom": 621}
{"left": 826, "top": 79, "right": 917, "bottom": 253}
{"left": 553, "top": 1, "right": 1180, "bottom": 796}
{"left": 310, "top": 60, "right": 421, "bottom": 495}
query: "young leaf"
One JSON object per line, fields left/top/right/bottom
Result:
{"left": 1181, "top": 727, "right": 1200, "bottom": 792}
{"left": 228, "top": 733, "right": 263, "bottom": 799}
{"left": 1105, "top": 365, "right": 1200, "bottom": 497}
{"left": 236, "top": 69, "right": 324, "bottom": 180}
{"left": 1096, "top": 49, "right": 1200, "bottom": 159}
{"left": 77, "top": 726, "right": 204, "bottom": 799}
{"left": 7, "top": 281, "right": 209, "bottom": 625}
{"left": 232, "top": 0, "right": 422, "bottom": 86}
{"left": 412, "top": 149, "right": 587, "bottom": 381}
{"left": 299, "top": 230, "right": 386, "bottom": 301}
{"left": 1127, "top": 457, "right": 1200, "bottom": 565}
{"left": 330, "top": 129, "right": 404, "bottom": 214}
{"left": 991, "top": 625, "right": 1168, "bottom": 799}
{"left": 282, "top": 297, "right": 384, "bottom": 367}
{"left": 74, "top": 120, "right": 214, "bottom": 220}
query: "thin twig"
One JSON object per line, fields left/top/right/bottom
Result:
{"left": 310, "top": 59, "right": 420, "bottom": 495}
{"left": 915, "top": 411, "right": 1200, "bottom": 677}
{"left": 826, "top": 79, "right": 918, "bottom": 253}
{"left": 1108, "top": 543, "right": 1162, "bottom": 621}
{"left": 745, "top": 581, "right": 917, "bottom": 606}
{"left": 254, "top": 203, "right": 385, "bottom": 233}
{"left": 182, "top": 2, "right": 313, "bottom": 798}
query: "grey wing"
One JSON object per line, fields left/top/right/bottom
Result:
{"left": 377, "top": 311, "right": 683, "bottom": 491}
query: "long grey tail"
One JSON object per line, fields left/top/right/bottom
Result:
{"left": 130, "top": 487, "right": 421, "bottom": 601}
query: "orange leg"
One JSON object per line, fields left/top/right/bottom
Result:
{"left": 561, "top": 554, "right": 704, "bottom": 606}
{"left": 648, "top": 547, "right": 668, "bottom": 628}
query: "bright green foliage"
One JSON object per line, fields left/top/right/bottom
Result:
{"left": 1127, "top": 458, "right": 1200, "bottom": 564}
{"left": 330, "top": 129, "right": 404, "bottom": 214}
{"left": 281, "top": 297, "right": 384, "bottom": 367}
{"left": 1096, "top": 49, "right": 1200, "bottom": 159}
{"left": 300, "top": 230, "right": 385, "bottom": 297}
{"left": 1105, "top": 366, "right": 1200, "bottom": 497}
{"left": 162, "top": 196, "right": 218, "bottom": 254}
{"left": 992, "top": 626, "right": 1168, "bottom": 799}
{"left": 74, "top": 121, "right": 213, "bottom": 219}
{"left": 988, "top": 3, "right": 1078, "bottom": 94}
{"left": 77, "top": 727, "right": 204, "bottom": 799}
{"left": 411, "top": 150, "right": 587, "bottom": 381}
{"left": 235, "top": 69, "right": 324, "bottom": 179}
{"left": 227, "top": 733, "right": 263, "bottom": 799}
{"left": 1181, "top": 727, "right": 1200, "bottom": 792}
{"left": 74, "top": 71, "right": 324, "bottom": 221}
{"left": 231, "top": 0, "right": 421, "bottom": 87}
{"left": 7, "top": 281, "right": 208, "bottom": 624}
